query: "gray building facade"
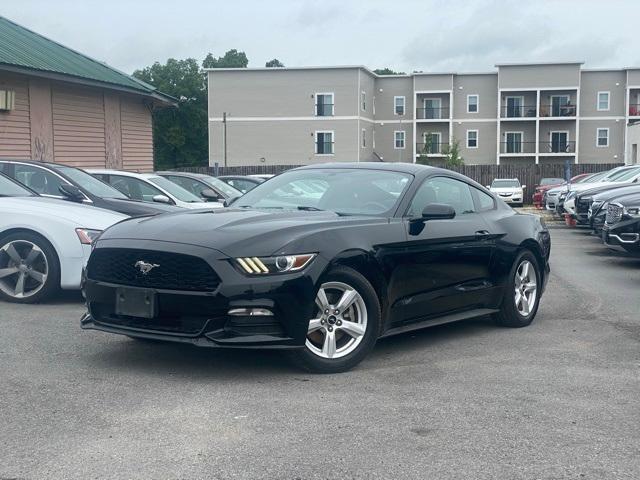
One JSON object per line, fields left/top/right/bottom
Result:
{"left": 207, "top": 62, "right": 640, "bottom": 166}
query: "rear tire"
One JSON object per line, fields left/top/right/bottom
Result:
{"left": 0, "top": 231, "right": 60, "bottom": 304}
{"left": 289, "top": 266, "right": 381, "bottom": 373}
{"left": 493, "top": 250, "right": 541, "bottom": 328}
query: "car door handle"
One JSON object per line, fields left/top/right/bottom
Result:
{"left": 475, "top": 230, "right": 491, "bottom": 238}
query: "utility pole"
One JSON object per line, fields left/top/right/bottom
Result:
{"left": 222, "top": 111, "right": 228, "bottom": 167}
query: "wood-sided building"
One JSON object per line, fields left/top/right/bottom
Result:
{"left": 0, "top": 16, "right": 174, "bottom": 172}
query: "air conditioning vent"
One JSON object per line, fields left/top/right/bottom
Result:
{"left": 0, "top": 90, "right": 15, "bottom": 111}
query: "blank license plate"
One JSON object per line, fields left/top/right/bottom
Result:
{"left": 115, "top": 287, "right": 156, "bottom": 319}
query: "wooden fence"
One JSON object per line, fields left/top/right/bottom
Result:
{"left": 176, "top": 162, "right": 623, "bottom": 204}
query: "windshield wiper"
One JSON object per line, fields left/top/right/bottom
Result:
{"left": 296, "top": 206, "right": 324, "bottom": 211}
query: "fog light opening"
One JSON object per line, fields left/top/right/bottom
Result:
{"left": 228, "top": 308, "right": 274, "bottom": 316}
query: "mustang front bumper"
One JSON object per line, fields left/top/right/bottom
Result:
{"left": 81, "top": 239, "right": 325, "bottom": 349}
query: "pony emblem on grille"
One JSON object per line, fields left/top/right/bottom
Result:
{"left": 134, "top": 260, "right": 160, "bottom": 275}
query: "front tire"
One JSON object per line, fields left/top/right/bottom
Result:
{"left": 0, "top": 232, "right": 60, "bottom": 303}
{"left": 290, "top": 266, "right": 381, "bottom": 373}
{"left": 493, "top": 251, "right": 541, "bottom": 328}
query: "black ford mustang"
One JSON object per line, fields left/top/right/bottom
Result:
{"left": 81, "top": 163, "right": 550, "bottom": 373}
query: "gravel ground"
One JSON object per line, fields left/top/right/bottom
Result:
{"left": 0, "top": 226, "right": 639, "bottom": 480}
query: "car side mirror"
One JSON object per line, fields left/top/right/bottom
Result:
{"left": 200, "top": 188, "right": 220, "bottom": 201}
{"left": 223, "top": 196, "right": 239, "bottom": 207}
{"left": 421, "top": 203, "right": 456, "bottom": 221}
{"left": 59, "top": 184, "right": 84, "bottom": 202}
{"left": 485, "top": 185, "right": 491, "bottom": 189}
{"left": 522, "top": 185, "right": 527, "bottom": 189}
{"left": 152, "top": 194, "right": 171, "bottom": 204}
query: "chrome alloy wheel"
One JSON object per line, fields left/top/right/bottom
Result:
{"left": 0, "top": 240, "right": 49, "bottom": 299}
{"left": 306, "top": 281, "right": 368, "bottom": 359}
{"left": 514, "top": 260, "right": 537, "bottom": 317}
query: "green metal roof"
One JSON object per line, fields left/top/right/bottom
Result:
{"left": 0, "top": 16, "right": 172, "bottom": 102}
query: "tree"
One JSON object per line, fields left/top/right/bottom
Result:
{"left": 265, "top": 58, "right": 285, "bottom": 68}
{"left": 133, "top": 58, "right": 208, "bottom": 169}
{"left": 202, "top": 49, "right": 248, "bottom": 69}
{"left": 373, "top": 67, "right": 406, "bottom": 75}
{"left": 443, "top": 138, "right": 465, "bottom": 167}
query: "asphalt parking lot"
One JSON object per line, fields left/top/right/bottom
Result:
{"left": 1, "top": 226, "right": 639, "bottom": 480}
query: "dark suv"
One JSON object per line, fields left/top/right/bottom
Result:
{"left": 603, "top": 192, "right": 640, "bottom": 254}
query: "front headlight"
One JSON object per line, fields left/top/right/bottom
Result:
{"left": 234, "top": 253, "right": 317, "bottom": 275}
{"left": 75, "top": 228, "right": 102, "bottom": 245}
{"left": 625, "top": 206, "right": 640, "bottom": 218}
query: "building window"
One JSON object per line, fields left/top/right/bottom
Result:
{"left": 505, "top": 132, "right": 523, "bottom": 153}
{"left": 467, "top": 130, "right": 478, "bottom": 148}
{"left": 597, "top": 128, "right": 609, "bottom": 147}
{"left": 394, "top": 131, "right": 405, "bottom": 149}
{"left": 597, "top": 91, "right": 610, "bottom": 111}
{"left": 467, "top": 95, "right": 479, "bottom": 113}
{"left": 361, "top": 91, "right": 366, "bottom": 111}
{"left": 315, "top": 93, "right": 334, "bottom": 116}
{"left": 394, "top": 96, "right": 405, "bottom": 116}
{"left": 361, "top": 129, "right": 366, "bottom": 148}
{"left": 315, "top": 131, "right": 334, "bottom": 154}
{"left": 422, "top": 132, "right": 441, "bottom": 154}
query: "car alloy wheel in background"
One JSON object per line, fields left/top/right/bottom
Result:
{"left": 0, "top": 233, "right": 59, "bottom": 303}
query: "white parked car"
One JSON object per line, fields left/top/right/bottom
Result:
{"left": 88, "top": 169, "right": 220, "bottom": 209}
{"left": 488, "top": 178, "right": 526, "bottom": 206}
{"left": 0, "top": 174, "right": 126, "bottom": 303}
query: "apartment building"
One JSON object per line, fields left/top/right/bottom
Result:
{"left": 207, "top": 62, "right": 640, "bottom": 166}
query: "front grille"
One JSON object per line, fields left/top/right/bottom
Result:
{"left": 606, "top": 203, "right": 623, "bottom": 225}
{"left": 88, "top": 248, "right": 220, "bottom": 291}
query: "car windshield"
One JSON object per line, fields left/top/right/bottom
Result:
{"left": 55, "top": 165, "right": 128, "bottom": 199}
{"left": 584, "top": 171, "right": 610, "bottom": 183}
{"left": 611, "top": 167, "right": 640, "bottom": 182}
{"left": 540, "top": 178, "right": 564, "bottom": 186}
{"left": 603, "top": 168, "right": 636, "bottom": 182}
{"left": 201, "top": 176, "right": 242, "bottom": 197}
{"left": 233, "top": 168, "right": 412, "bottom": 216}
{"left": 491, "top": 180, "right": 520, "bottom": 188}
{"left": 0, "top": 174, "right": 35, "bottom": 197}
{"left": 147, "top": 176, "right": 205, "bottom": 203}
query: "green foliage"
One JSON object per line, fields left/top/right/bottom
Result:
{"left": 373, "top": 68, "right": 406, "bottom": 75}
{"left": 133, "top": 58, "right": 208, "bottom": 169}
{"left": 202, "top": 49, "right": 248, "bottom": 69}
{"left": 443, "top": 138, "right": 465, "bottom": 167}
{"left": 265, "top": 58, "right": 285, "bottom": 68}
{"left": 133, "top": 49, "right": 251, "bottom": 169}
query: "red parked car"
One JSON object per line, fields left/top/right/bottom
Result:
{"left": 532, "top": 174, "right": 591, "bottom": 209}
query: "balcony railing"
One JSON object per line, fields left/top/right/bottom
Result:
{"left": 539, "top": 104, "right": 576, "bottom": 117}
{"left": 630, "top": 104, "right": 640, "bottom": 116}
{"left": 416, "top": 107, "right": 450, "bottom": 120}
{"left": 315, "top": 103, "right": 334, "bottom": 116}
{"left": 541, "top": 141, "right": 575, "bottom": 153}
{"left": 500, "top": 105, "right": 537, "bottom": 118}
{"left": 500, "top": 141, "right": 536, "bottom": 154}
{"left": 416, "top": 142, "right": 449, "bottom": 155}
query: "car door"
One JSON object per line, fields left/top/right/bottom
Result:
{"left": 392, "top": 176, "right": 496, "bottom": 325}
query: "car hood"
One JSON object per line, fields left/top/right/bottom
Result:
{"left": 100, "top": 197, "right": 182, "bottom": 216}
{"left": 491, "top": 187, "right": 522, "bottom": 194}
{"left": 99, "top": 208, "right": 389, "bottom": 257}
{"left": 610, "top": 192, "right": 640, "bottom": 207}
{"left": 577, "top": 183, "right": 640, "bottom": 200}
{"left": 0, "top": 197, "right": 127, "bottom": 229}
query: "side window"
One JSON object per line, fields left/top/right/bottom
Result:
{"left": 166, "top": 176, "right": 202, "bottom": 196}
{"left": 473, "top": 187, "right": 496, "bottom": 211}
{"left": 13, "top": 165, "right": 66, "bottom": 197}
{"left": 408, "top": 177, "right": 475, "bottom": 217}
{"left": 108, "top": 176, "right": 164, "bottom": 202}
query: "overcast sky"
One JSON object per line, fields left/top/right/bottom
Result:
{"left": 4, "top": 0, "right": 639, "bottom": 74}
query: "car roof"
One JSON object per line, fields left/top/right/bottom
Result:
{"left": 155, "top": 171, "right": 211, "bottom": 179}
{"left": 294, "top": 162, "right": 435, "bottom": 175}
{"left": 87, "top": 169, "right": 158, "bottom": 179}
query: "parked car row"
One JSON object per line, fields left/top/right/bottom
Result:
{"left": 2, "top": 161, "right": 551, "bottom": 372}
{"left": 0, "top": 159, "right": 269, "bottom": 303}
{"left": 543, "top": 165, "right": 640, "bottom": 254}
